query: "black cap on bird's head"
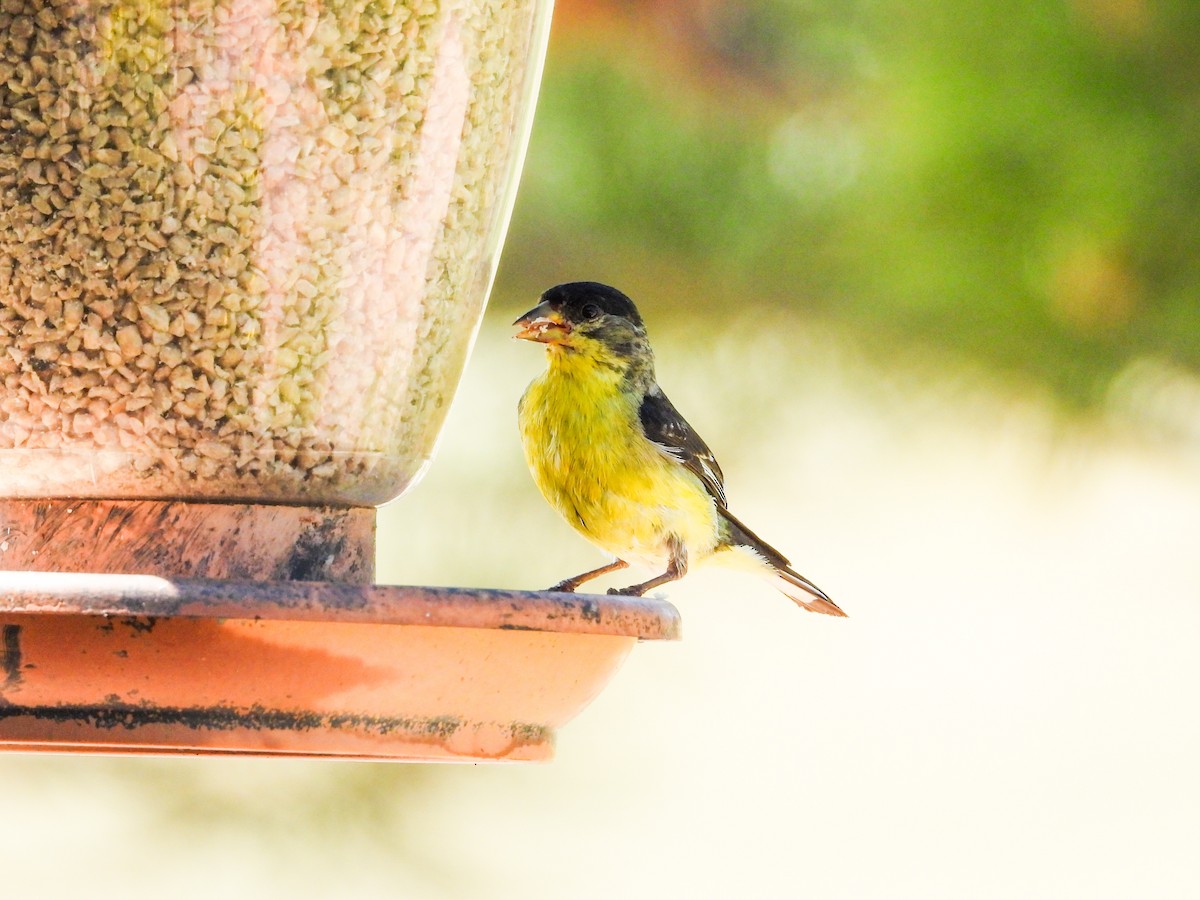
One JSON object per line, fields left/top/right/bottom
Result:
{"left": 539, "top": 282, "right": 644, "bottom": 329}
{"left": 513, "top": 282, "right": 647, "bottom": 353}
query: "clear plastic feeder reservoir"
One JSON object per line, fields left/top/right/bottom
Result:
{"left": 0, "top": 0, "right": 552, "bottom": 505}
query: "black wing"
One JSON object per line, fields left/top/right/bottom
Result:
{"left": 638, "top": 384, "right": 727, "bottom": 506}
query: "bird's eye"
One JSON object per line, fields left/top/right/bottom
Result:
{"left": 580, "top": 303, "right": 602, "bottom": 321}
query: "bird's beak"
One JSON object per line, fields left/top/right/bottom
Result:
{"left": 513, "top": 302, "right": 571, "bottom": 344}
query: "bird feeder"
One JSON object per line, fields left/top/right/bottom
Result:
{"left": 0, "top": 0, "right": 678, "bottom": 761}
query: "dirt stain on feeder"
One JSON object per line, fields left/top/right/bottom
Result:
{"left": 284, "top": 516, "right": 349, "bottom": 581}
{"left": 0, "top": 702, "right": 551, "bottom": 755}
{"left": 119, "top": 616, "right": 158, "bottom": 635}
{"left": 580, "top": 599, "right": 603, "bottom": 623}
{"left": 1, "top": 624, "right": 22, "bottom": 692}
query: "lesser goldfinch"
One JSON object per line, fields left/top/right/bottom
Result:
{"left": 514, "top": 282, "right": 845, "bottom": 617}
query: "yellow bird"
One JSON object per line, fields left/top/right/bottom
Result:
{"left": 514, "top": 282, "right": 845, "bottom": 616}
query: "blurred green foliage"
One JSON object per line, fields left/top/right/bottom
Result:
{"left": 503, "top": 0, "right": 1200, "bottom": 405}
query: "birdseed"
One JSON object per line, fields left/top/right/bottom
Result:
{"left": 0, "top": 0, "right": 545, "bottom": 504}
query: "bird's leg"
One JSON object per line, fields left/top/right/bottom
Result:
{"left": 608, "top": 538, "right": 687, "bottom": 597}
{"left": 548, "top": 558, "right": 629, "bottom": 593}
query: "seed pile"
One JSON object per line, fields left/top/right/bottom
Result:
{"left": 0, "top": 0, "right": 540, "bottom": 504}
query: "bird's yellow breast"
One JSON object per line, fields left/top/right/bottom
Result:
{"left": 518, "top": 348, "right": 719, "bottom": 566}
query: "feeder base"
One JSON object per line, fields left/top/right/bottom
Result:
{"left": 0, "top": 499, "right": 374, "bottom": 583}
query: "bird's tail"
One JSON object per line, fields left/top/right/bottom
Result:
{"left": 718, "top": 508, "right": 847, "bottom": 617}
{"left": 770, "top": 566, "right": 847, "bottom": 618}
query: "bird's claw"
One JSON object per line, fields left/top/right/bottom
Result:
{"left": 548, "top": 581, "right": 577, "bottom": 593}
{"left": 606, "top": 586, "right": 640, "bottom": 596}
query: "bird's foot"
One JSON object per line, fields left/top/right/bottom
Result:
{"left": 606, "top": 585, "right": 646, "bottom": 597}
{"left": 548, "top": 580, "right": 578, "bottom": 593}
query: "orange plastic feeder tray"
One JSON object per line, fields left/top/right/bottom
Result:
{"left": 0, "top": 501, "right": 681, "bottom": 762}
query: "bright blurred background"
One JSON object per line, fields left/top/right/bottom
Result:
{"left": 4, "top": 1, "right": 1200, "bottom": 896}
